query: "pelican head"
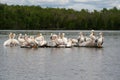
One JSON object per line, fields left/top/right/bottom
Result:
{"left": 24, "top": 34, "right": 28, "bottom": 37}
{"left": 60, "top": 33, "right": 65, "bottom": 38}
{"left": 99, "top": 32, "right": 103, "bottom": 37}
{"left": 91, "top": 30, "right": 94, "bottom": 32}
{"left": 19, "top": 33, "right": 22, "bottom": 36}
{"left": 62, "top": 33, "right": 65, "bottom": 36}
{"left": 10, "top": 33, "right": 15, "bottom": 39}
{"left": 9, "top": 32, "right": 13, "bottom": 36}
{"left": 79, "top": 32, "right": 83, "bottom": 36}
{"left": 91, "top": 30, "right": 94, "bottom": 33}
{"left": 91, "top": 30, "right": 95, "bottom": 35}
{"left": 99, "top": 32, "right": 103, "bottom": 35}
{"left": 9, "top": 32, "right": 12, "bottom": 35}
{"left": 40, "top": 33, "right": 42, "bottom": 36}
{"left": 13, "top": 33, "right": 16, "bottom": 36}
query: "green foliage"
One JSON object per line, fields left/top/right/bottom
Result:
{"left": 0, "top": 3, "right": 120, "bottom": 30}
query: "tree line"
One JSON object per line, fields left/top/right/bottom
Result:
{"left": 0, "top": 3, "right": 120, "bottom": 30}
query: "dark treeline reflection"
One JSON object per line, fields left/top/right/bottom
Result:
{"left": 0, "top": 3, "right": 120, "bottom": 30}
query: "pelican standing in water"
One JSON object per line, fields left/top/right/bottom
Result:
{"left": 18, "top": 33, "right": 25, "bottom": 45}
{"left": 55, "top": 33, "right": 64, "bottom": 45}
{"left": 66, "top": 39, "right": 73, "bottom": 47}
{"left": 49, "top": 33, "right": 58, "bottom": 46}
{"left": 12, "top": 33, "right": 19, "bottom": 46}
{"left": 78, "top": 32, "right": 86, "bottom": 43}
{"left": 97, "top": 32, "right": 104, "bottom": 48}
{"left": 3, "top": 32, "right": 19, "bottom": 46}
{"left": 50, "top": 33, "right": 58, "bottom": 40}
{"left": 61, "top": 33, "right": 68, "bottom": 45}
{"left": 3, "top": 33, "right": 12, "bottom": 46}
{"left": 35, "top": 33, "right": 47, "bottom": 47}
{"left": 90, "top": 30, "right": 97, "bottom": 40}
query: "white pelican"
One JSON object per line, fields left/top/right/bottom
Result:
{"left": 89, "top": 30, "right": 98, "bottom": 45}
{"left": 18, "top": 34, "right": 25, "bottom": 45}
{"left": 90, "top": 30, "right": 96, "bottom": 40}
{"left": 50, "top": 33, "right": 57, "bottom": 41}
{"left": 20, "top": 33, "right": 29, "bottom": 45}
{"left": 55, "top": 33, "right": 64, "bottom": 45}
{"left": 35, "top": 33, "right": 47, "bottom": 46}
{"left": 71, "top": 39, "right": 78, "bottom": 43}
{"left": 27, "top": 36, "right": 35, "bottom": 44}
{"left": 3, "top": 33, "right": 19, "bottom": 46}
{"left": 61, "top": 33, "right": 68, "bottom": 45}
{"left": 49, "top": 33, "right": 62, "bottom": 47}
{"left": 97, "top": 32, "right": 104, "bottom": 48}
{"left": 78, "top": 32, "right": 85, "bottom": 43}
{"left": 70, "top": 38, "right": 78, "bottom": 46}
{"left": 22, "top": 36, "right": 30, "bottom": 46}
{"left": 11, "top": 33, "right": 19, "bottom": 45}
{"left": 3, "top": 32, "right": 12, "bottom": 46}
{"left": 3, "top": 33, "right": 12, "bottom": 46}
{"left": 66, "top": 39, "right": 72, "bottom": 47}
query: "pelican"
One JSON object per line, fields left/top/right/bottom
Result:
{"left": 61, "top": 33, "right": 68, "bottom": 45}
{"left": 22, "top": 36, "right": 30, "bottom": 46}
{"left": 55, "top": 33, "right": 64, "bottom": 45}
{"left": 11, "top": 33, "right": 19, "bottom": 46}
{"left": 48, "top": 33, "right": 61, "bottom": 47}
{"left": 97, "top": 32, "right": 104, "bottom": 48}
{"left": 71, "top": 38, "right": 78, "bottom": 46}
{"left": 66, "top": 39, "right": 73, "bottom": 47}
{"left": 3, "top": 33, "right": 12, "bottom": 46}
{"left": 71, "top": 39, "right": 78, "bottom": 43}
{"left": 29, "top": 36, "right": 38, "bottom": 47}
{"left": 27, "top": 36, "right": 35, "bottom": 44}
{"left": 35, "top": 33, "right": 47, "bottom": 47}
{"left": 78, "top": 32, "right": 86, "bottom": 43}
{"left": 3, "top": 33, "right": 19, "bottom": 46}
{"left": 35, "top": 33, "right": 43, "bottom": 41}
{"left": 90, "top": 30, "right": 96, "bottom": 40}
{"left": 50, "top": 33, "right": 57, "bottom": 41}
{"left": 18, "top": 33, "right": 25, "bottom": 45}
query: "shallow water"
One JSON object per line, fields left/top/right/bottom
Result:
{"left": 0, "top": 30, "right": 120, "bottom": 80}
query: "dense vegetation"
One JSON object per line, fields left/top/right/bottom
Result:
{"left": 0, "top": 3, "right": 120, "bottom": 30}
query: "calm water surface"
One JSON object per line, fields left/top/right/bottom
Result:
{"left": 0, "top": 30, "right": 120, "bottom": 80}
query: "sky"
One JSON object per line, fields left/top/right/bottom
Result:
{"left": 0, "top": 0, "right": 120, "bottom": 11}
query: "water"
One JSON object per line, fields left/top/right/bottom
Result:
{"left": 0, "top": 30, "right": 120, "bottom": 80}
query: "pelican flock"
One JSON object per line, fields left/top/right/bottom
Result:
{"left": 3, "top": 30, "right": 104, "bottom": 48}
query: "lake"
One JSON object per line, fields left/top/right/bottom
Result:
{"left": 0, "top": 30, "right": 120, "bottom": 80}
